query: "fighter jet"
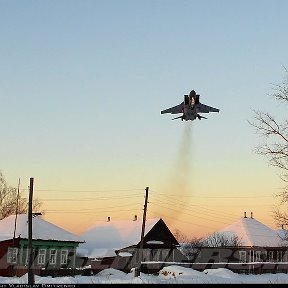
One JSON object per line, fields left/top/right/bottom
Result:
{"left": 161, "top": 90, "right": 220, "bottom": 121}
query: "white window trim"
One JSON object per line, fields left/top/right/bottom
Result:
{"left": 239, "top": 251, "right": 246, "bottom": 263}
{"left": 277, "top": 251, "right": 283, "bottom": 262}
{"left": 268, "top": 251, "right": 274, "bottom": 262}
{"left": 60, "top": 249, "right": 68, "bottom": 265}
{"left": 49, "top": 249, "right": 57, "bottom": 265}
{"left": 7, "top": 247, "right": 18, "bottom": 264}
{"left": 255, "top": 251, "right": 261, "bottom": 262}
{"left": 248, "top": 250, "right": 254, "bottom": 262}
{"left": 38, "top": 248, "right": 46, "bottom": 265}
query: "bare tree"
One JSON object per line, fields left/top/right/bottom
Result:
{"left": 173, "top": 229, "right": 189, "bottom": 243}
{"left": 180, "top": 236, "right": 204, "bottom": 261}
{"left": 0, "top": 171, "right": 43, "bottom": 219}
{"left": 249, "top": 69, "right": 288, "bottom": 227}
{"left": 202, "top": 232, "right": 243, "bottom": 248}
{"left": 178, "top": 232, "right": 242, "bottom": 261}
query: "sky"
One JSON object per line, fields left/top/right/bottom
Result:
{"left": 1, "top": 0, "right": 288, "bottom": 239}
{"left": 2, "top": 266, "right": 288, "bottom": 284}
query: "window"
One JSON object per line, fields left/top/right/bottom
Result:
{"left": 239, "top": 251, "right": 246, "bottom": 263}
{"left": 49, "top": 249, "right": 57, "bottom": 264}
{"left": 248, "top": 250, "right": 254, "bottom": 262}
{"left": 7, "top": 247, "right": 18, "bottom": 264}
{"left": 268, "top": 251, "right": 274, "bottom": 262}
{"left": 255, "top": 251, "right": 261, "bottom": 262}
{"left": 38, "top": 249, "right": 46, "bottom": 265}
{"left": 283, "top": 250, "right": 288, "bottom": 262}
{"left": 277, "top": 251, "right": 284, "bottom": 262}
{"left": 60, "top": 250, "right": 68, "bottom": 265}
{"left": 262, "top": 251, "right": 267, "bottom": 262}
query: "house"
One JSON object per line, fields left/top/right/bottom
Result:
{"left": 187, "top": 212, "right": 288, "bottom": 273}
{"left": 0, "top": 214, "right": 84, "bottom": 277}
{"left": 77, "top": 217, "right": 187, "bottom": 274}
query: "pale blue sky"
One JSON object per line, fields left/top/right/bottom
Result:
{"left": 1, "top": 0, "right": 288, "bottom": 237}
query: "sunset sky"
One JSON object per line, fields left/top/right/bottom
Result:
{"left": 1, "top": 0, "right": 288, "bottom": 239}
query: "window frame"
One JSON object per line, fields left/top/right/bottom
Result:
{"left": 239, "top": 250, "right": 246, "bottom": 263}
{"left": 38, "top": 248, "right": 46, "bottom": 265}
{"left": 277, "top": 250, "right": 284, "bottom": 262}
{"left": 248, "top": 250, "right": 254, "bottom": 262}
{"left": 60, "top": 249, "right": 68, "bottom": 265}
{"left": 268, "top": 251, "right": 274, "bottom": 262}
{"left": 7, "top": 247, "right": 18, "bottom": 264}
{"left": 49, "top": 249, "right": 57, "bottom": 265}
{"left": 255, "top": 251, "right": 261, "bottom": 262}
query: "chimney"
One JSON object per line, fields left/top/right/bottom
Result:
{"left": 282, "top": 224, "right": 284, "bottom": 230}
{"left": 107, "top": 216, "right": 110, "bottom": 222}
{"left": 133, "top": 215, "right": 137, "bottom": 221}
{"left": 244, "top": 211, "right": 247, "bottom": 218}
{"left": 250, "top": 212, "right": 253, "bottom": 219}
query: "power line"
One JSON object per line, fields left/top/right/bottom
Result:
{"left": 21, "top": 188, "right": 144, "bottom": 193}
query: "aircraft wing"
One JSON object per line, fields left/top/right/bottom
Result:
{"left": 197, "top": 103, "right": 219, "bottom": 113}
{"left": 161, "top": 103, "right": 183, "bottom": 115}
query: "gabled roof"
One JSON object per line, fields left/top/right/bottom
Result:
{"left": 0, "top": 214, "right": 83, "bottom": 243}
{"left": 211, "top": 216, "right": 287, "bottom": 247}
{"left": 78, "top": 218, "right": 162, "bottom": 258}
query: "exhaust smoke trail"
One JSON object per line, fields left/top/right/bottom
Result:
{"left": 159, "top": 123, "right": 194, "bottom": 233}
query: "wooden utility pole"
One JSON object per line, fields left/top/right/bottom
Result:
{"left": 135, "top": 186, "right": 149, "bottom": 277}
{"left": 13, "top": 178, "right": 20, "bottom": 242}
{"left": 28, "top": 177, "right": 34, "bottom": 285}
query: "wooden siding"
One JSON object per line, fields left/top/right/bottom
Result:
{"left": 0, "top": 238, "right": 80, "bottom": 277}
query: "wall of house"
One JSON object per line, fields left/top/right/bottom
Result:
{"left": 0, "top": 239, "right": 80, "bottom": 277}
{"left": 19, "top": 239, "right": 78, "bottom": 270}
{"left": 193, "top": 247, "right": 288, "bottom": 264}
{"left": 188, "top": 247, "right": 288, "bottom": 274}
{"left": 91, "top": 247, "right": 188, "bottom": 274}
{"left": 0, "top": 239, "right": 20, "bottom": 277}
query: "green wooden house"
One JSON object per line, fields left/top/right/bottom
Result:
{"left": 0, "top": 214, "right": 84, "bottom": 277}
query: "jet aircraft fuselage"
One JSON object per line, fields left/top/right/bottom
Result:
{"left": 161, "top": 89, "right": 219, "bottom": 121}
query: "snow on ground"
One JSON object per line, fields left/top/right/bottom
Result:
{"left": 1, "top": 266, "right": 288, "bottom": 284}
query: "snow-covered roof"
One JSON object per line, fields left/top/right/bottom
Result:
{"left": 78, "top": 218, "right": 160, "bottom": 258}
{"left": 208, "top": 216, "right": 287, "bottom": 247}
{"left": 0, "top": 214, "right": 84, "bottom": 243}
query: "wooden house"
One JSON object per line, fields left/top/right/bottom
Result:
{"left": 77, "top": 217, "right": 187, "bottom": 274}
{"left": 185, "top": 212, "right": 288, "bottom": 274}
{"left": 0, "top": 214, "right": 84, "bottom": 277}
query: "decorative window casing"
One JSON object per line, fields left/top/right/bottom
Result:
{"left": 277, "top": 251, "right": 284, "bottom": 262}
{"left": 60, "top": 249, "right": 68, "bottom": 265}
{"left": 49, "top": 249, "right": 57, "bottom": 264}
{"left": 255, "top": 251, "right": 261, "bottom": 262}
{"left": 38, "top": 249, "right": 46, "bottom": 265}
{"left": 268, "top": 251, "right": 274, "bottom": 262}
{"left": 239, "top": 251, "right": 246, "bottom": 263}
{"left": 248, "top": 250, "right": 254, "bottom": 262}
{"left": 7, "top": 247, "right": 18, "bottom": 264}
{"left": 262, "top": 251, "right": 267, "bottom": 262}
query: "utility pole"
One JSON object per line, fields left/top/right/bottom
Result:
{"left": 135, "top": 186, "right": 149, "bottom": 277}
{"left": 13, "top": 178, "right": 21, "bottom": 243}
{"left": 28, "top": 177, "right": 34, "bottom": 285}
